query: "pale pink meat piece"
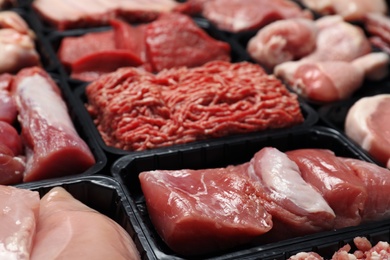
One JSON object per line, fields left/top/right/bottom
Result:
{"left": 0, "top": 185, "right": 40, "bottom": 259}
{"left": 139, "top": 166, "right": 273, "bottom": 256}
{"left": 300, "top": 0, "right": 387, "bottom": 21}
{"left": 0, "top": 73, "right": 17, "bottom": 124}
{"left": 341, "top": 158, "right": 390, "bottom": 222}
{"left": 289, "top": 252, "right": 324, "bottom": 260}
{"left": 12, "top": 67, "right": 95, "bottom": 182}
{"left": 247, "top": 18, "right": 317, "bottom": 70}
{"left": 201, "top": 0, "right": 313, "bottom": 33}
{"left": 0, "top": 11, "right": 35, "bottom": 38}
{"left": 245, "top": 147, "right": 335, "bottom": 240}
{"left": 286, "top": 149, "right": 367, "bottom": 229}
{"left": 351, "top": 52, "right": 389, "bottom": 81}
{"left": 30, "top": 187, "right": 140, "bottom": 260}
{"left": 345, "top": 94, "right": 390, "bottom": 168}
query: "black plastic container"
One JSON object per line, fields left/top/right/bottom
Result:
{"left": 15, "top": 175, "right": 147, "bottom": 259}
{"left": 73, "top": 80, "right": 319, "bottom": 164}
{"left": 111, "top": 126, "right": 377, "bottom": 260}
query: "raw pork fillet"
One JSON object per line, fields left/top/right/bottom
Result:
{"left": 86, "top": 61, "right": 303, "bottom": 151}
{"left": 0, "top": 185, "right": 40, "bottom": 259}
{"left": 196, "top": 0, "right": 312, "bottom": 33}
{"left": 245, "top": 147, "right": 335, "bottom": 240}
{"left": 342, "top": 158, "right": 390, "bottom": 222}
{"left": 12, "top": 67, "right": 95, "bottom": 182}
{"left": 345, "top": 94, "right": 390, "bottom": 168}
{"left": 31, "top": 187, "right": 140, "bottom": 260}
{"left": 139, "top": 167, "right": 273, "bottom": 256}
{"left": 0, "top": 73, "right": 17, "bottom": 124}
{"left": 247, "top": 18, "right": 318, "bottom": 70}
{"left": 32, "top": 0, "right": 179, "bottom": 30}
{"left": 286, "top": 149, "right": 367, "bottom": 229}
{"left": 0, "top": 121, "right": 25, "bottom": 185}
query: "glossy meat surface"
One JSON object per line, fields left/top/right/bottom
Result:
{"left": 31, "top": 187, "right": 140, "bottom": 260}
{"left": 0, "top": 185, "right": 39, "bottom": 259}
{"left": 12, "top": 67, "right": 95, "bottom": 182}
{"left": 0, "top": 73, "right": 17, "bottom": 124}
{"left": 139, "top": 167, "right": 273, "bottom": 256}
{"left": 286, "top": 149, "right": 367, "bottom": 229}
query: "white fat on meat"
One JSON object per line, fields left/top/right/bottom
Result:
{"left": 300, "top": 0, "right": 387, "bottom": 21}
{"left": 30, "top": 187, "right": 141, "bottom": 260}
{"left": 247, "top": 18, "right": 317, "bottom": 70}
{"left": 0, "top": 185, "right": 40, "bottom": 260}
{"left": 345, "top": 94, "right": 390, "bottom": 168}
{"left": 248, "top": 147, "right": 334, "bottom": 216}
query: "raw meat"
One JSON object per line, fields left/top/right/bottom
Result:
{"left": 341, "top": 158, "right": 390, "bottom": 222}
{"left": 345, "top": 94, "right": 390, "bottom": 168}
{"left": 32, "top": 0, "right": 180, "bottom": 30}
{"left": 247, "top": 18, "right": 317, "bottom": 70}
{"left": 85, "top": 61, "right": 303, "bottom": 151}
{"left": 299, "top": 0, "right": 387, "bottom": 21}
{"left": 0, "top": 11, "right": 35, "bottom": 37}
{"left": 245, "top": 147, "right": 335, "bottom": 240}
{"left": 289, "top": 252, "right": 323, "bottom": 260}
{"left": 200, "top": 0, "right": 313, "bottom": 33}
{"left": 30, "top": 187, "right": 141, "bottom": 260}
{"left": 351, "top": 52, "right": 390, "bottom": 81}
{"left": 0, "top": 185, "right": 40, "bottom": 259}
{"left": 364, "top": 13, "right": 390, "bottom": 55}
{"left": 139, "top": 167, "right": 273, "bottom": 256}
{"left": 0, "top": 73, "right": 17, "bottom": 124}
{"left": 12, "top": 67, "right": 95, "bottom": 182}
{"left": 0, "top": 121, "right": 25, "bottom": 185}
{"left": 58, "top": 14, "right": 230, "bottom": 81}
{"left": 286, "top": 149, "right": 367, "bottom": 229}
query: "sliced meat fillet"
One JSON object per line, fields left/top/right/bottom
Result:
{"left": 139, "top": 167, "right": 273, "bottom": 256}
{"left": 345, "top": 94, "right": 390, "bottom": 168}
{"left": 247, "top": 18, "right": 317, "bottom": 70}
{"left": 12, "top": 67, "right": 95, "bottom": 182}
{"left": 0, "top": 185, "right": 39, "bottom": 259}
{"left": 30, "top": 187, "right": 140, "bottom": 260}
{"left": 201, "top": 0, "right": 312, "bottom": 33}
{"left": 341, "top": 158, "right": 390, "bottom": 222}
{"left": 286, "top": 149, "right": 367, "bottom": 229}
{"left": 246, "top": 147, "right": 335, "bottom": 240}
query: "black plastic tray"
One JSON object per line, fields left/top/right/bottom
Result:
{"left": 111, "top": 126, "right": 377, "bottom": 260}
{"left": 73, "top": 82, "right": 319, "bottom": 164}
{"left": 15, "top": 175, "right": 147, "bottom": 259}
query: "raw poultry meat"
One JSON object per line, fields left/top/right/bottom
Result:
{"left": 30, "top": 187, "right": 141, "bottom": 260}
{"left": 0, "top": 121, "right": 25, "bottom": 185}
{"left": 0, "top": 73, "right": 17, "bottom": 124}
{"left": 286, "top": 149, "right": 367, "bottom": 229}
{"left": 364, "top": 13, "right": 390, "bottom": 55}
{"left": 245, "top": 147, "right": 335, "bottom": 240}
{"left": 299, "top": 0, "right": 387, "bottom": 22}
{"left": 139, "top": 166, "right": 273, "bottom": 256}
{"left": 0, "top": 185, "right": 40, "bottom": 259}
{"left": 345, "top": 94, "right": 390, "bottom": 169}
{"left": 58, "top": 14, "right": 230, "bottom": 81}
{"left": 341, "top": 158, "right": 390, "bottom": 222}
{"left": 185, "top": 0, "right": 313, "bottom": 33}
{"left": 32, "top": 0, "right": 179, "bottom": 30}
{"left": 247, "top": 18, "right": 318, "bottom": 71}
{"left": 12, "top": 67, "right": 95, "bottom": 182}
{"left": 85, "top": 61, "right": 303, "bottom": 151}
{"left": 0, "top": 11, "right": 40, "bottom": 74}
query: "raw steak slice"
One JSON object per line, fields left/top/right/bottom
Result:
{"left": 247, "top": 18, "right": 317, "bottom": 70}
{"left": 245, "top": 147, "right": 335, "bottom": 240}
{"left": 30, "top": 187, "right": 141, "bottom": 260}
{"left": 201, "top": 0, "right": 312, "bottom": 33}
{"left": 0, "top": 185, "right": 39, "bottom": 259}
{"left": 12, "top": 67, "right": 95, "bottom": 182}
{"left": 341, "top": 158, "right": 390, "bottom": 222}
{"left": 32, "top": 0, "right": 179, "bottom": 30}
{"left": 139, "top": 167, "right": 273, "bottom": 256}
{"left": 144, "top": 13, "right": 230, "bottom": 72}
{"left": 286, "top": 149, "right": 367, "bottom": 229}
{"left": 345, "top": 94, "right": 390, "bottom": 168}
{"left": 0, "top": 73, "right": 17, "bottom": 124}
